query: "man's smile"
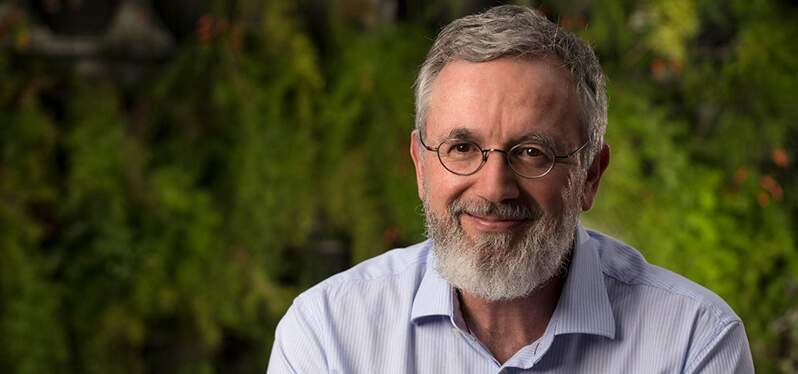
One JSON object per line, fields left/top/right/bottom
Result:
{"left": 461, "top": 213, "right": 530, "bottom": 232}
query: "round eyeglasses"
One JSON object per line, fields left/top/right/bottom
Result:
{"left": 417, "top": 132, "right": 588, "bottom": 179}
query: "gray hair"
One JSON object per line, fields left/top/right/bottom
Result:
{"left": 414, "top": 5, "right": 607, "bottom": 165}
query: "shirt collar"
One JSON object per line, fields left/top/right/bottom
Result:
{"left": 552, "top": 225, "right": 616, "bottom": 339}
{"left": 410, "top": 245, "right": 454, "bottom": 323}
{"left": 408, "top": 225, "right": 616, "bottom": 340}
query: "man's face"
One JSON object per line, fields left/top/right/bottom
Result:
{"left": 410, "top": 57, "right": 607, "bottom": 301}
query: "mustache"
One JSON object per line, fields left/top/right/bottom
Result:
{"left": 448, "top": 198, "right": 540, "bottom": 221}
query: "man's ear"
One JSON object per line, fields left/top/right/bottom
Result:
{"left": 410, "top": 130, "right": 425, "bottom": 201}
{"left": 581, "top": 143, "right": 610, "bottom": 211}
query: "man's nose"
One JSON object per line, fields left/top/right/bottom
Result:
{"left": 471, "top": 150, "right": 520, "bottom": 202}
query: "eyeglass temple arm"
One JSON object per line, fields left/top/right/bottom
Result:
{"left": 554, "top": 139, "right": 589, "bottom": 160}
{"left": 417, "top": 132, "right": 439, "bottom": 151}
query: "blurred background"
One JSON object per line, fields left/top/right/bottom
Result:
{"left": 0, "top": 0, "right": 796, "bottom": 372}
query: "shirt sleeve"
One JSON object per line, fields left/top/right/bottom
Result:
{"left": 267, "top": 300, "right": 329, "bottom": 374}
{"left": 684, "top": 320, "right": 755, "bottom": 374}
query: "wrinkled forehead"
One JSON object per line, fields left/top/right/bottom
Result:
{"left": 425, "top": 57, "right": 583, "bottom": 147}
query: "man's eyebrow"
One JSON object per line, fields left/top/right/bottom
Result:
{"left": 445, "top": 127, "right": 476, "bottom": 140}
{"left": 441, "top": 128, "right": 568, "bottom": 149}
{"left": 514, "top": 133, "right": 559, "bottom": 149}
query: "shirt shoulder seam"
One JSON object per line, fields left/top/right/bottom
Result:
{"left": 297, "top": 252, "right": 430, "bottom": 302}
{"left": 288, "top": 296, "right": 331, "bottom": 370}
{"left": 683, "top": 319, "right": 743, "bottom": 373}
{"left": 601, "top": 269, "right": 739, "bottom": 325}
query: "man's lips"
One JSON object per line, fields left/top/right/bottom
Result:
{"left": 460, "top": 213, "right": 530, "bottom": 232}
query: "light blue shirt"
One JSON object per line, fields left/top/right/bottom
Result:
{"left": 268, "top": 226, "right": 754, "bottom": 373}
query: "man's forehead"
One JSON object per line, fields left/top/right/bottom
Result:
{"left": 425, "top": 58, "right": 582, "bottom": 148}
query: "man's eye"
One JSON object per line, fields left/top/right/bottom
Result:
{"left": 453, "top": 143, "right": 476, "bottom": 153}
{"left": 516, "top": 146, "right": 544, "bottom": 158}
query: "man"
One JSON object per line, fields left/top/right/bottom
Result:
{"left": 268, "top": 5, "right": 754, "bottom": 373}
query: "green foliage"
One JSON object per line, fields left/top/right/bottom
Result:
{"left": 318, "top": 25, "right": 428, "bottom": 262}
{"left": 1, "top": 0, "right": 796, "bottom": 372}
{"left": 0, "top": 62, "right": 67, "bottom": 373}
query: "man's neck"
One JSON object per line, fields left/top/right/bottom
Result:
{"left": 457, "top": 274, "right": 565, "bottom": 364}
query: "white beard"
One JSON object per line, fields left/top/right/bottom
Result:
{"left": 423, "top": 170, "right": 585, "bottom": 302}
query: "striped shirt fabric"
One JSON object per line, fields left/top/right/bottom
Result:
{"left": 267, "top": 225, "right": 755, "bottom": 373}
